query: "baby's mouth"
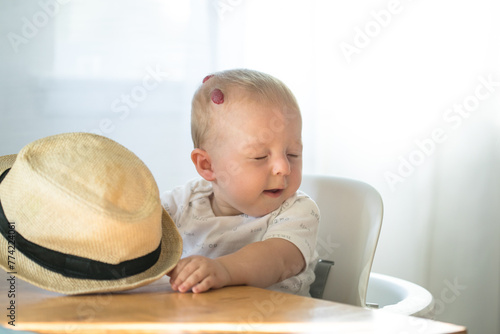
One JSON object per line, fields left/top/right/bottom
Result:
{"left": 263, "top": 188, "right": 284, "bottom": 198}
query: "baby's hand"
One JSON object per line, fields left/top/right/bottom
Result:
{"left": 167, "top": 255, "right": 232, "bottom": 293}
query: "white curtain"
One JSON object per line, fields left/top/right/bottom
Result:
{"left": 1, "top": 1, "right": 499, "bottom": 332}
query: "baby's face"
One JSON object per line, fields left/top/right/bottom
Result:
{"left": 208, "top": 99, "right": 302, "bottom": 217}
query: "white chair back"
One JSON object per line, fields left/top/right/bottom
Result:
{"left": 301, "top": 175, "right": 383, "bottom": 307}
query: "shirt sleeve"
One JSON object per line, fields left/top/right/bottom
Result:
{"left": 160, "top": 180, "right": 194, "bottom": 225}
{"left": 160, "top": 178, "right": 212, "bottom": 228}
{"left": 160, "top": 189, "right": 180, "bottom": 225}
{"left": 262, "top": 191, "right": 320, "bottom": 271}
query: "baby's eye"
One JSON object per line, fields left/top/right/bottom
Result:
{"left": 254, "top": 156, "right": 268, "bottom": 160}
{"left": 287, "top": 154, "right": 300, "bottom": 158}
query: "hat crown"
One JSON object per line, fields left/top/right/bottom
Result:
{"left": 21, "top": 133, "right": 158, "bottom": 218}
{"left": 0, "top": 133, "right": 162, "bottom": 264}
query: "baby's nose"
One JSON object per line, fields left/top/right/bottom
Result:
{"left": 272, "top": 155, "right": 291, "bottom": 175}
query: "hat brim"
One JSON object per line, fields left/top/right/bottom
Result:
{"left": 0, "top": 154, "right": 182, "bottom": 295}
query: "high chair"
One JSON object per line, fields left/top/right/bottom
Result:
{"left": 302, "top": 174, "right": 434, "bottom": 317}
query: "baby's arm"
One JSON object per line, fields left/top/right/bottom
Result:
{"left": 168, "top": 238, "right": 304, "bottom": 293}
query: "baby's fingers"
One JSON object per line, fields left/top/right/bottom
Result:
{"left": 167, "top": 258, "right": 194, "bottom": 291}
{"left": 168, "top": 257, "right": 207, "bottom": 292}
{"left": 176, "top": 268, "right": 208, "bottom": 293}
{"left": 191, "top": 276, "right": 214, "bottom": 293}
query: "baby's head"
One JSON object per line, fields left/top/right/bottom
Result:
{"left": 190, "top": 69, "right": 303, "bottom": 217}
{"left": 191, "top": 69, "right": 301, "bottom": 149}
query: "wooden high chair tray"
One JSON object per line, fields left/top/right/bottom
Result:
{"left": 1, "top": 276, "right": 466, "bottom": 334}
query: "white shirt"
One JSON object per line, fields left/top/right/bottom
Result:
{"left": 161, "top": 178, "right": 320, "bottom": 296}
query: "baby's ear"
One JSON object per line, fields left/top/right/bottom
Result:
{"left": 191, "top": 148, "right": 215, "bottom": 181}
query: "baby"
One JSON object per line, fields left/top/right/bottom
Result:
{"left": 162, "top": 69, "right": 319, "bottom": 296}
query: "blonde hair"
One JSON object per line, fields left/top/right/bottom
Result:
{"left": 191, "top": 69, "right": 301, "bottom": 148}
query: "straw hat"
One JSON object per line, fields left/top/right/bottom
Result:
{"left": 0, "top": 133, "right": 182, "bottom": 294}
